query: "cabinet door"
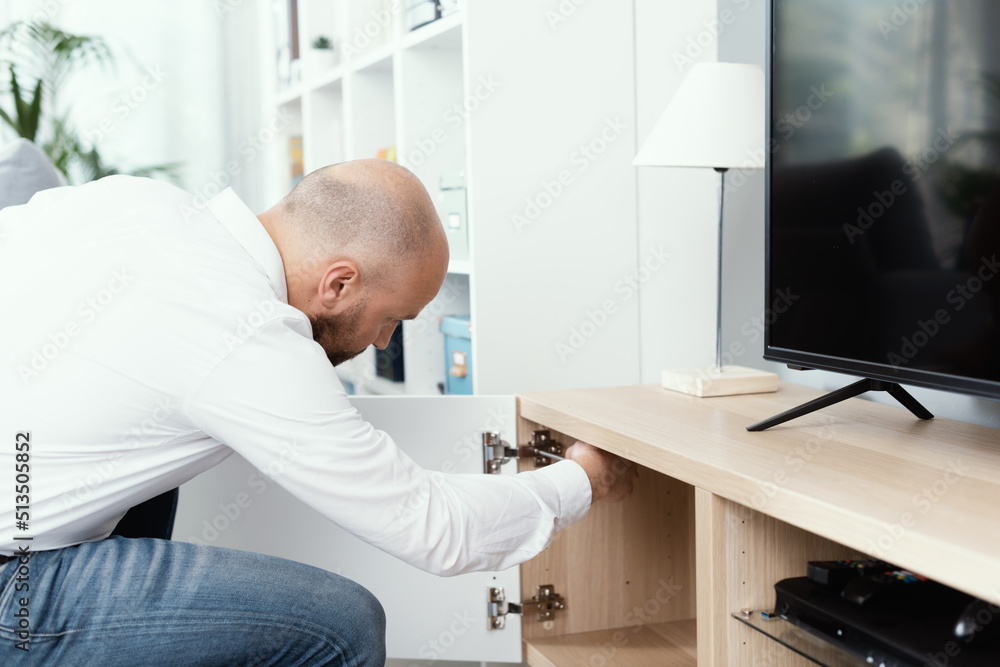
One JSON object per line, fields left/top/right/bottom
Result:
{"left": 174, "top": 395, "right": 522, "bottom": 663}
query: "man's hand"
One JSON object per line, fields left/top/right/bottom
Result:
{"left": 565, "top": 441, "right": 638, "bottom": 503}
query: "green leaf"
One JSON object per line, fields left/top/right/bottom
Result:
{"left": 23, "top": 79, "right": 43, "bottom": 140}
{"left": 0, "top": 106, "right": 17, "bottom": 134}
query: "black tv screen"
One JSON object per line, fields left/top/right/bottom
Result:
{"left": 766, "top": 0, "right": 1000, "bottom": 399}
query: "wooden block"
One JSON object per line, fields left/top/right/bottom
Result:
{"left": 661, "top": 365, "right": 778, "bottom": 397}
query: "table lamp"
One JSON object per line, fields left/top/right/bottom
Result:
{"left": 633, "top": 61, "right": 777, "bottom": 397}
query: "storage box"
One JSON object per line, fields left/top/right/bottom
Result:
{"left": 405, "top": 0, "right": 439, "bottom": 31}
{"left": 440, "top": 314, "right": 472, "bottom": 395}
{"left": 439, "top": 171, "right": 468, "bottom": 262}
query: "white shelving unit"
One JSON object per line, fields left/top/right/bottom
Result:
{"left": 257, "top": 0, "right": 641, "bottom": 397}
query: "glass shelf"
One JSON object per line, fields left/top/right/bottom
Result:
{"left": 732, "top": 611, "right": 872, "bottom": 667}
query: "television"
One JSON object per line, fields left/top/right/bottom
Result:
{"left": 759, "top": 0, "right": 1000, "bottom": 429}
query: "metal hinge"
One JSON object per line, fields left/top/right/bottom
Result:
{"left": 483, "top": 430, "right": 566, "bottom": 474}
{"left": 488, "top": 584, "right": 566, "bottom": 630}
{"left": 525, "top": 429, "right": 563, "bottom": 467}
{"left": 483, "top": 431, "right": 518, "bottom": 474}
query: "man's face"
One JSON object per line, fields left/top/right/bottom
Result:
{"left": 308, "top": 262, "right": 445, "bottom": 367}
{"left": 308, "top": 299, "right": 370, "bottom": 366}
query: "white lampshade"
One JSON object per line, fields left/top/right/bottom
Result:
{"left": 633, "top": 62, "right": 765, "bottom": 169}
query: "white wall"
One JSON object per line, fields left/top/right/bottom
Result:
{"left": 635, "top": 0, "right": 725, "bottom": 383}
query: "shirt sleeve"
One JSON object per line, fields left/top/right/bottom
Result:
{"left": 183, "top": 317, "right": 592, "bottom": 576}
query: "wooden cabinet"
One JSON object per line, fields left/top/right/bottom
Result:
{"left": 515, "top": 383, "right": 1000, "bottom": 665}
{"left": 175, "top": 382, "right": 1000, "bottom": 664}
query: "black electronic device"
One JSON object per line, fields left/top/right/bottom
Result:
{"left": 806, "top": 558, "right": 888, "bottom": 591}
{"left": 757, "top": 0, "right": 1000, "bottom": 430}
{"left": 773, "top": 560, "right": 1000, "bottom": 666}
{"left": 374, "top": 326, "right": 405, "bottom": 383}
{"left": 954, "top": 598, "right": 1000, "bottom": 646}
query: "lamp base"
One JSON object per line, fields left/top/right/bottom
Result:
{"left": 661, "top": 365, "right": 778, "bottom": 398}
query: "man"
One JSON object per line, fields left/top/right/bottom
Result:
{"left": 0, "top": 159, "right": 637, "bottom": 665}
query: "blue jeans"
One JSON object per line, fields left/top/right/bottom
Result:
{"left": 0, "top": 537, "right": 385, "bottom": 665}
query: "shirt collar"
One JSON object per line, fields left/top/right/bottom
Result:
{"left": 206, "top": 188, "right": 288, "bottom": 302}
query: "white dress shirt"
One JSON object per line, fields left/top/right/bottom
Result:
{"left": 0, "top": 176, "right": 592, "bottom": 574}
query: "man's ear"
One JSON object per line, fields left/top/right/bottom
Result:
{"left": 317, "top": 260, "right": 361, "bottom": 310}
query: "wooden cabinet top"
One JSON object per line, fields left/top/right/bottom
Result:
{"left": 518, "top": 383, "right": 1000, "bottom": 602}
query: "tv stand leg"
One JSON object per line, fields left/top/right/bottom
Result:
{"left": 746, "top": 378, "right": 933, "bottom": 431}
{"left": 884, "top": 382, "right": 934, "bottom": 420}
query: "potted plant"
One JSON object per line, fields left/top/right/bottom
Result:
{"left": 0, "top": 21, "right": 178, "bottom": 184}
{"left": 308, "top": 35, "right": 337, "bottom": 78}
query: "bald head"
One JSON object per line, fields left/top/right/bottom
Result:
{"left": 258, "top": 159, "right": 450, "bottom": 366}
{"left": 277, "top": 159, "right": 447, "bottom": 284}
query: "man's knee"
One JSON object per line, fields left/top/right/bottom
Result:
{"left": 348, "top": 576, "right": 386, "bottom": 634}
{"left": 325, "top": 574, "right": 386, "bottom": 664}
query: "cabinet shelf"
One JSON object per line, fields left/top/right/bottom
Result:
{"left": 447, "top": 259, "right": 471, "bottom": 275}
{"left": 400, "top": 12, "right": 463, "bottom": 51}
{"left": 733, "top": 612, "right": 866, "bottom": 667}
{"left": 348, "top": 43, "right": 393, "bottom": 74}
{"left": 524, "top": 619, "right": 696, "bottom": 667}
{"left": 311, "top": 65, "right": 345, "bottom": 90}
{"left": 274, "top": 84, "right": 303, "bottom": 107}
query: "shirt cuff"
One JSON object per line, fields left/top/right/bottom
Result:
{"left": 534, "top": 459, "right": 593, "bottom": 532}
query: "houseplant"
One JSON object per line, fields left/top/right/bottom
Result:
{"left": 0, "top": 20, "right": 178, "bottom": 184}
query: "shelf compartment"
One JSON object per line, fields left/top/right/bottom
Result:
{"left": 344, "top": 57, "right": 395, "bottom": 161}
{"left": 517, "top": 419, "right": 697, "bottom": 657}
{"left": 524, "top": 619, "right": 696, "bottom": 667}
{"left": 733, "top": 612, "right": 866, "bottom": 667}
{"left": 311, "top": 65, "right": 345, "bottom": 90}
{"left": 302, "top": 81, "right": 344, "bottom": 173}
{"left": 274, "top": 85, "right": 303, "bottom": 107}
{"left": 401, "top": 12, "right": 463, "bottom": 51}
{"left": 347, "top": 42, "right": 393, "bottom": 74}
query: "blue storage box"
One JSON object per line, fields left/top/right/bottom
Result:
{"left": 440, "top": 314, "right": 472, "bottom": 395}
